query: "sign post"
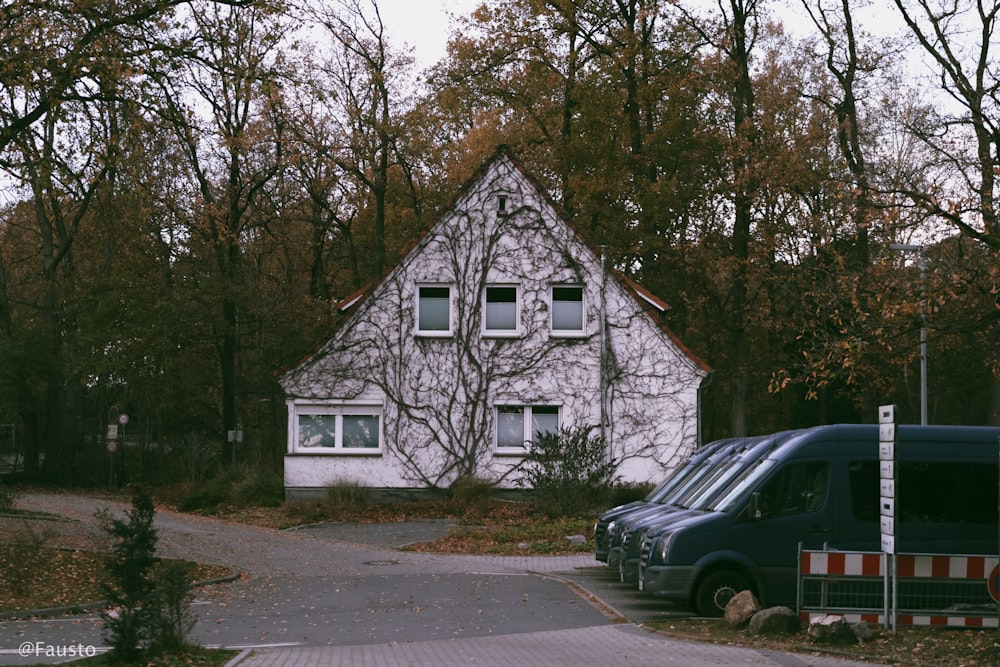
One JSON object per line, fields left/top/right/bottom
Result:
{"left": 878, "top": 404, "right": 898, "bottom": 633}
{"left": 106, "top": 423, "right": 119, "bottom": 489}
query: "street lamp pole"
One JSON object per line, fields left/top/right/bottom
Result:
{"left": 889, "top": 243, "right": 927, "bottom": 425}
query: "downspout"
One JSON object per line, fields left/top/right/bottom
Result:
{"left": 697, "top": 370, "right": 715, "bottom": 448}
{"left": 599, "top": 246, "right": 610, "bottom": 459}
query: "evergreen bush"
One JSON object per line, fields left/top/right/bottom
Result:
{"left": 100, "top": 490, "right": 159, "bottom": 662}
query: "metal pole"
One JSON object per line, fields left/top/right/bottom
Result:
{"left": 889, "top": 243, "right": 927, "bottom": 424}
{"left": 917, "top": 251, "right": 927, "bottom": 425}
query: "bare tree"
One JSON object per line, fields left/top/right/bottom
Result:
{"left": 891, "top": 0, "right": 1000, "bottom": 249}
{"left": 153, "top": 0, "right": 291, "bottom": 466}
{"left": 299, "top": 0, "right": 416, "bottom": 281}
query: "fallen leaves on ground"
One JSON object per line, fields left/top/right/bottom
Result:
{"left": 651, "top": 616, "right": 1000, "bottom": 667}
{"left": 0, "top": 513, "right": 230, "bottom": 614}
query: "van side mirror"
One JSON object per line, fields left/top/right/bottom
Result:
{"left": 748, "top": 492, "right": 762, "bottom": 520}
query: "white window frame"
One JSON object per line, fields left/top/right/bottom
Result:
{"left": 494, "top": 404, "right": 561, "bottom": 453}
{"left": 482, "top": 284, "right": 521, "bottom": 337}
{"left": 292, "top": 403, "right": 383, "bottom": 454}
{"left": 550, "top": 284, "right": 585, "bottom": 336}
{"left": 416, "top": 284, "right": 454, "bottom": 336}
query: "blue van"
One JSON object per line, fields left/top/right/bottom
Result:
{"left": 593, "top": 438, "right": 738, "bottom": 563}
{"left": 637, "top": 424, "right": 1000, "bottom": 616}
{"left": 614, "top": 431, "right": 797, "bottom": 582}
{"left": 602, "top": 438, "right": 750, "bottom": 570}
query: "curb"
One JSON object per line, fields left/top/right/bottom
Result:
{"left": 527, "top": 569, "right": 631, "bottom": 624}
{"left": 0, "top": 569, "right": 241, "bottom": 621}
{"left": 223, "top": 648, "right": 254, "bottom": 667}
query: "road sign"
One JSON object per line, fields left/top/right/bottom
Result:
{"left": 107, "top": 440, "right": 118, "bottom": 454}
{"left": 989, "top": 565, "right": 999, "bottom": 604}
{"left": 878, "top": 404, "right": 897, "bottom": 556}
{"left": 118, "top": 413, "right": 129, "bottom": 425}
{"left": 878, "top": 405, "right": 895, "bottom": 423}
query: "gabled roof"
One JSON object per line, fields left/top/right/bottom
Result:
{"left": 285, "top": 146, "right": 710, "bottom": 377}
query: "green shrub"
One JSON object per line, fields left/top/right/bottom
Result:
{"left": 177, "top": 479, "right": 231, "bottom": 513}
{"left": 231, "top": 472, "right": 284, "bottom": 508}
{"left": 447, "top": 475, "right": 496, "bottom": 520}
{"left": 149, "top": 559, "right": 197, "bottom": 653}
{"left": 325, "top": 478, "right": 369, "bottom": 512}
{"left": 520, "top": 426, "right": 617, "bottom": 517}
{"left": 608, "top": 481, "right": 655, "bottom": 507}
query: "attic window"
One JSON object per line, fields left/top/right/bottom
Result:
{"left": 416, "top": 285, "right": 453, "bottom": 336}
{"left": 497, "top": 194, "right": 508, "bottom": 214}
{"left": 483, "top": 285, "right": 519, "bottom": 335}
{"left": 550, "top": 285, "right": 585, "bottom": 335}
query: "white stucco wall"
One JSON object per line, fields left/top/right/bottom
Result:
{"left": 281, "top": 152, "right": 707, "bottom": 493}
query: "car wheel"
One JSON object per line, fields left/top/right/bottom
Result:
{"left": 694, "top": 570, "right": 750, "bottom": 617}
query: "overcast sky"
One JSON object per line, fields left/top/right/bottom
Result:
{"left": 377, "top": 0, "right": 478, "bottom": 67}
{"left": 373, "top": 1, "right": 914, "bottom": 75}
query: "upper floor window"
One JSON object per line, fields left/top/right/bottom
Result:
{"left": 551, "top": 285, "right": 584, "bottom": 334}
{"left": 483, "top": 285, "right": 519, "bottom": 335}
{"left": 417, "top": 285, "right": 452, "bottom": 336}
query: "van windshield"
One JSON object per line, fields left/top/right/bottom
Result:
{"left": 645, "top": 449, "right": 718, "bottom": 502}
{"left": 664, "top": 454, "right": 735, "bottom": 506}
{"left": 677, "top": 459, "right": 747, "bottom": 509}
{"left": 708, "top": 458, "right": 778, "bottom": 512}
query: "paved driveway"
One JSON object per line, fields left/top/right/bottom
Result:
{"left": 0, "top": 494, "right": 883, "bottom": 666}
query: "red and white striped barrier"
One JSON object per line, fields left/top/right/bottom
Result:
{"left": 801, "top": 551, "right": 998, "bottom": 580}
{"left": 799, "top": 549, "right": 1000, "bottom": 628}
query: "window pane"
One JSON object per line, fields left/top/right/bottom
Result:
{"left": 496, "top": 406, "right": 525, "bottom": 448}
{"left": 531, "top": 406, "right": 559, "bottom": 440}
{"left": 552, "top": 286, "right": 583, "bottom": 330}
{"left": 757, "top": 462, "right": 829, "bottom": 518}
{"left": 485, "top": 286, "right": 517, "bottom": 331}
{"left": 342, "top": 415, "right": 379, "bottom": 449}
{"left": 298, "top": 415, "right": 337, "bottom": 448}
{"left": 848, "top": 461, "right": 878, "bottom": 522}
{"left": 419, "top": 286, "right": 450, "bottom": 331}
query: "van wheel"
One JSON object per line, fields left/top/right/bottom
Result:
{"left": 694, "top": 571, "right": 750, "bottom": 617}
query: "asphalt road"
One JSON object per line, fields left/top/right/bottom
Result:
{"left": 0, "top": 494, "right": 633, "bottom": 664}
{"left": 0, "top": 494, "right": 878, "bottom": 667}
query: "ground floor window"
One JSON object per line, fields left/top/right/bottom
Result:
{"left": 294, "top": 405, "right": 382, "bottom": 453}
{"left": 495, "top": 405, "right": 560, "bottom": 452}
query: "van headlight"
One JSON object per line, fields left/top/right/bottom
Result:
{"left": 607, "top": 520, "right": 617, "bottom": 537}
{"left": 657, "top": 531, "right": 675, "bottom": 563}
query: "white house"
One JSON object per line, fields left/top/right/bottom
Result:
{"left": 279, "top": 148, "right": 710, "bottom": 499}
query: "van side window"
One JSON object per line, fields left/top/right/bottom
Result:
{"left": 757, "top": 462, "right": 829, "bottom": 519}
{"left": 848, "top": 461, "right": 878, "bottom": 522}
{"left": 898, "top": 461, "right": 997, "bottom": 524}
{"left": 849, "top": 460, "right": 998, "bottom": 525}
